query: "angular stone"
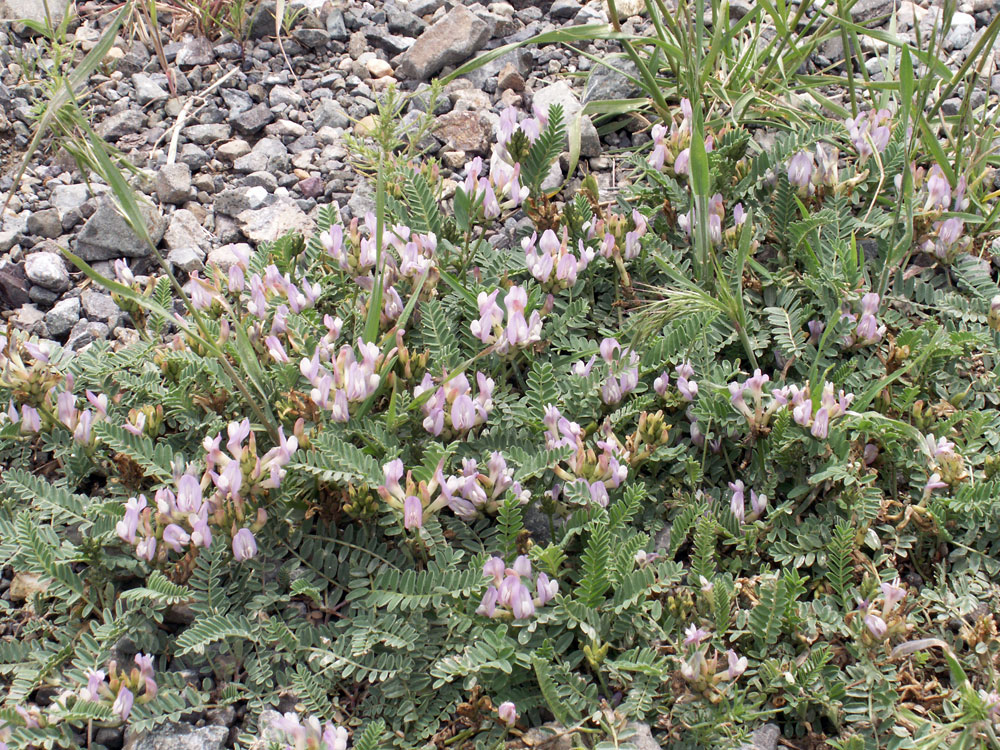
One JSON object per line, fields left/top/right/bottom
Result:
{"left": 269, "top": 85, "right": 304, "bottom": 108}
{"left": 216, "top": 139, "right": 252, "bottom": 163}
{"left": 533, "top": 81, "right": 602, "bottom": 157}
{"left": 26, "top": 208, "right": 62, "bottom": 239}
{"left": 185, "top": 123, "right": 231, "bottom": 144}
{"left": 155, "top": 162, "right": 192, "bottom": 205}
{"left": 11, "top": 303, "right": 46, "bottom": 336}
{"left": 297, "top": 176, "right": 324, "bottom": 198}
{"left": 232, "top": 104, "right": 274, "bottom": 135}
{"left": 75, "top": 197, "right": 167, "bottom": 261}
{"left": 175, "top": 37, "right": 215, "bottom": 66}
{"left": 97, "top": 110, "right": 145, "bottom": 140}
{"left": 50, "top": 184, "right": 95, "bottom": 218}
{"left": 44, "top": 297, "right": 80, "bottom": 337}
{"left": 497, "top": 63, "right": 525, "bottom": 91}
{"left": 81, "top": 289, "right": 121, "bottom": 327}
{"left": 237, "top": 197, "right": 315, "bottom": 244}
{"left": 626, "top": 722, "right": 662, "bottom": 750}
{"left": 0, "top": 263, "right": 31, "bottom": 309}
{"left": 126, "top": 723, "right": 228, "bottom": 750}
{"left": 132, "top": 73, "right": 169, "bottom": 105}
{"left": 312, "top": 99, "right": 350, "bottom": 130}
{"left": 214, "top": 186, "right": 271, "bottom": 218}
{"left": 233, "top": 138, "right": 289, "bottom": 174}
{"left": 24, "top": 251, "right": 69, "bottom": 291}
{"left": 292, "top": 27, "right": 329, "bottom": 48}
{"left": 326, "top": 8, "right": 348, "bottom": 40}
{"left": 65, "top": 320, "right": 110, "bottom": 351}
{"left": 386, "top": 3, "right": 426, "bottom": 36}
{"left": 164, "top": 208, "right": 212, "bottom": 264}
{"left": 850, "top": 0, "right": 894, "bottom": 23}
{"left": 550, "top": 0, "right": 581, "bottom": 19}
{"left": 395, "top": 5, "right": 491, "bottom": 81}
{"left": 459, "top": 47, "right": 532, "bottom": 91}
{"left": 433, "top": 111, "right": 491, "bottom": 155}
{"left": 0, "top": 0, "right": 70, "bottom": 26}
{"left": 582, "top": 56, "right": 641, "bottom": 104}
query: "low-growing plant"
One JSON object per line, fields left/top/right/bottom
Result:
{"left": 4, "top": 4, "right": 1000, "bottom": 750}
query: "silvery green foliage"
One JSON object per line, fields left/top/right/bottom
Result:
{"left": 2, "top": 100, "right": 1000, "bottom": 750}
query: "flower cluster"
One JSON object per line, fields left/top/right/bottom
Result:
{"left": 842, "top": 292, "right": 885, "bottom": 347}
{"left": 477, "top": 555, "right": 557, "bottom": 620}
{"left": 470, "top": 285, "right": 547, "bottom": 355}
{"left": 857, "top": 578, "right": 906, "bottom": 640}
{"left": 647, "top": 98, "right": 714, "bottom": 177}
{"left": 922, "top": 433, "right": 968, "bottom": 493}
{"left": 845, "top": 108, "right": 892, "bottom": 163}
{"left": 543, "top": 407, "right": 629, "bottom": 508}
{"left": 272, "top": 713, "right": 348, "bottom": 750}
{"left": 299, "top": 336, "right": 391, "bottom": 422}
{"left": 775, "top": 381, "right": 854, "bottom": 440}
{"left": 523, "top": 228, "right": 595, "bottom": 290}
{"left": 728, "top": 480, "right": 767, "bottom": 525}
{"left": 677, "top": 193, "right": 745, "bottom": 246}
{"left": 787, "top": 143, "right": 839, "bottom": 193}
{"left": 571, "top": 337, "right": 640, "bottom": 405}
{"left": 77, "top": 653, "right": 157, "bottom": 723}
{"left": 729, "top": 369, "right": 779, "bottom": 433}
{"left": 413, "top": 370, "right": 494, "bottom": 437}
{"left": 654, "top": 361, "right": 699, "bottom": 402}
{"left": 439, "top": 453, "right": 529, "bottom": 520}
{"left": 678, "top": 622, "right": 748, "bottom": 692}
{"left": 377, "top": 458, "right": 451, "bottom": 530}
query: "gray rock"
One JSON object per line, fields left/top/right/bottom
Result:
{"left": 433, "top": 111, "right": 492, "bottom": 154}
{"left": 214, "top": 186, "right": 271, "bottom": 218}
{"left": 66, "top": 319, "right": 109, "bottom": 350}
{"left": 944, "top": 15, "right": 975, "bottom": 50}
{"left": 0, "top": 263, "right": 31, "bottom": 308}
{"left": 582, "top": 56, "right": 642, "bottom": 104}
{"left": 50, "top": 184, "right": 94, "bottom": 218}
{"left": 346, "top": 178, "right": 375, "bottom": 219}
{"left": 0, "top": 230, "right": 19, "bottom": 254}
{"left": 81, "top": 289, "right": 121, "bottom": 327}
{"left": 29, "top": 285, "right": 60, "bottom": 306}
{"left": 363, "top": 27, "right": 414, "bottom": 55}
{"left": 249, "top": 0, "right": 279, "bottom": 38}
{"left": 178, "top": 143, "right": 210, "bottom": 170}
{"left": 626, "top": 722, "right": 662, "bottom": 750}
{"left": 156, "top": 163, "right": 192, "bottom": 205}
{"left": 26, "top": 209, "right": 62, "bottom": 239}
{"left": 395, "top": 4, "right": 491, "bottom": 80}
{"left": 244, "top": 171, "right": 278, "bottom": 191}
{"left": 132, "top": 73, "right": 169, "bottom": 105}
{"left": 11, "top": 303, "right": 46, "bottom": 336}
{"left": 185, "top": 123, "right": 231, "bottom": 144}
{"left": 540, "top": 160, "right": 563, "bottom": 192}
{"left": 97, "top": 110, "right": 145, "bottom": 140}
{"left": 44, "top": 296, "right": 80, "bottom": 337}
{"left": 269, "top": 84, "right": 304, "bottom": 108}
{"left": 312, "top": 99, "right": 350, "bottom": 130}
{"left": 407, "top": 0, "right": 445, "bottom": 15}
{"left": 164, "top": 209, "right": 212, "bottom": 269}
{"left": 292, "top": 26, "right": 330, "bottom": 47}
{"left": 522, "top": 723, "right": 573, "bottom": 750}
{"left": 459, "top": 47, "right": 532, "bottom": 92}
{"left": 728, "top": 0, "right": 753, "bottom": 19}
{"left": 127, "top": 723, "right": 228, "bottom": 750}
{"left": 326, "top": 8, "right": 348, "bottom": 40}
{"left": 550, "top": 0, "right": 581, "bottom": 19}
{"left": 532, "top": 81, "right": 601, "bottom": 157}
{"left": 232, "top": 104, "right": 274, "bottom": 135}
{"left": 738, "top": 723, "right": 781, "bottom": 750}
{"left": 75, "top": 197, "right": 167, "bottom": 262}
{"left": 24, "top": 251, "right": 69, "bottom": 291}
{"left": 0, "top": 0, "right": 70, "bottom": 26}
{"left": 175, "top": 37, "right": 214, "bottom": 66}
{"left": 207, "top": 243, "right": 252, "bottom": 274}
{"left": 849, "top": 0, "right": 894, "bottom": 23}
{"left": 216, "top": 139, "right": 252, "bottom": 163}
{"left": 387, "top": 3, "right": 427, "bottom": 35}
{"left": 221, "top": 88, "right": 254, "bottom": 115}
{"left": 233, "top": 137, "right": 289, "bottom": 174}
{"left": 237, "top": 197, "right": 315, "bottom": 244}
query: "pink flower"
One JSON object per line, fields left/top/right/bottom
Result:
{"left": 232, "top": 528, "right": 258, "bottom": 561}
{"left": 788, "top": 150, "right": 814, "bottom": 188}
{"left": 403, "top": 495, "right": 423, "bottom": 530}
{"left": 726, "top": 650, "right": 748, "bottom": 679}
{"left": 112, "top": 686, "right": 134, "bottom": 722}
{"left": 498, "top": 701, "right": 518, "bottom": 727}
{"left": 162, "top": 524, "right": 191, "bottom": 552}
